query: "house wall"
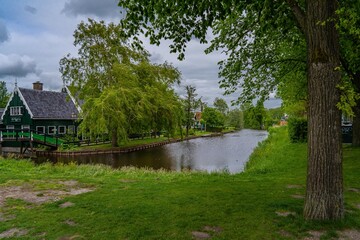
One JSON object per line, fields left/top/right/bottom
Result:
{"left": 2, "top": 91, "right": 78, "bottom": 135}
{"left": 2, "top": 91, "right": 32, "bottom": 128}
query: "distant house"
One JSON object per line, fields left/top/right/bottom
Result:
{"left": 194, "top": 111, "right": 204, "bottom": 130}
{"left": 1, "top": 81, "right": 81, "bottom": 136}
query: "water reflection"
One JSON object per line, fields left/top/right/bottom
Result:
{"left": 36, "top": 129, "right": 268, "bottom": 173}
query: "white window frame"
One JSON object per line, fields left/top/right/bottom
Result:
{"left": 58, "top": 126, "right": 66, "bottom": 134}
{"left": 36, "top": 126, "right": 45, "bottom": 135}
{"left": 10, "top": 106, "right": 22, "bottom": 116}
{"left": 6, "top": 125, "right": 14, "bottom": 130}
{"left": 21, "top": 125, "right": 30, "bottom": 132}
{"left": 6, "top": 125, "right": 15, "bottom": 137}
{"left": 48, "top": 126, "right": 56, "bottom": 135}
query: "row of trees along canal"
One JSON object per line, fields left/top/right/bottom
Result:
{"left": 114, "top": 0, "right": 360, "bottom": 221}
{"left": 58, "top": 20, "right": 265, "bottom": 148}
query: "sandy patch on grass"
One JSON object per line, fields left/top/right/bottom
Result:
{"left": 287, "top": 185, "right": 303, "bottom": 189}
{"left": 276, "top": 211, "right": 296, "bottom": 217}
{"left": 291, "top": 194, "right": 305, "bottom": 199}
{"left": 0, "top": 180, "right": 94, "bottom": 208}
{"left": 303, "top": 230, "right": 324, "bottom": 240}
{"left": 0, "top": 228, "right": 28, "bottom": 239}
{"left": 338, "top": 229, "right": 360, "bottom": 240}
{"left": 348, "top": 188, "right": 359, "bottom": 193}
{"left": 191, "top": 226, "right": 223, "bottom": 239}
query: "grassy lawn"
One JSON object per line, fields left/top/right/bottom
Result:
{"left": 0, "top": 127, "right": 359, "bottom": 239}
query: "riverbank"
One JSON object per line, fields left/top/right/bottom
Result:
{"left": 0, "top": 127, "right": 359, "bottom": 239}
{"left": 36, "top": 131, "right": 228, "bottom": 157}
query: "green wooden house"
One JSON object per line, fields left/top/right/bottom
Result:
{"left": 0, "top": 81, "right": 81, "bottom": 148}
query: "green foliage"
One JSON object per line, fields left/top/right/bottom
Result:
{"left": 0, "top": 81, "right": 9, "bottom": 108}
{"left": 213, "top": 97, "right": 228, "bottom": 115}
{"left": 60, "top": 19, "right": 183, "bottom": 146}
{"left": 337, "top": 76, "right": 360, "bottom": 116}
{"left": 225, "top": 108, "right": 244, "bottom": 129}
{"left": 202, "top": 107, "right": 225, "bottom": 128}
{"left": 288, "top": 118, "right": 308, "bottom": 143}
{"left": 183, "top": 85, "right": 200, "bottom": 136}
{"left": 242, "top": 101, "right": 267, "bottom": 130}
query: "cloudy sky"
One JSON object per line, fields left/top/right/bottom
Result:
{"left": 0, "top": 0, "right": 280, "bottom": 108}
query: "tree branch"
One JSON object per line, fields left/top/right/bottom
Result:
{"left": 286, "top": 0, "right": 306, "bottom": 34}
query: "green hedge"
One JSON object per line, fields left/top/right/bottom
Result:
{"left": 288, "top": 117, "right": 307, "bottom": 143}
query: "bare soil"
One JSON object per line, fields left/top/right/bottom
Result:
{"left": 0, "top": 179, "right": 94, "bottom": 208}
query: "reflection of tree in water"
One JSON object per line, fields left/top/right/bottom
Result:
{"left": 36, "top": 130, "right": 268, "bottom": 173}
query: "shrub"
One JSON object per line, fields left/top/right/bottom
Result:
{"left": 288, "top": 117, "right": 307, "bottom": 143}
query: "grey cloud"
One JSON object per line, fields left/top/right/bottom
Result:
{"left": 0, "top": 21, "right": 9, "bottom": 43}
{"left": 24, "top": 5, "right": 37, "bottom": 14}
{"left": 62, "top": 0, "right": 120, "bottom": 18}
{"left": 0, "top": 54, "right": 40, "bottom": 78}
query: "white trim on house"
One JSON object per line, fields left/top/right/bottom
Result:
{"left": 65, "top": 86, "right": 82, "bottom": 115}
{"left": 48, "top": 126, "right": 56, "bottom": 135}
{"left": 17, "top": 87, "right": 34, "bottom": 118}
{"left": 36, "top": 126, "right": 45, "bottom": 134}
{"left": 2, "top": 85, "right": 35, "bottom": 120}
{"left": 10, "top": 106, "right": 23, "bottom": 116}
{"left": 58, "top": 125, "right": 66, "bottom": 134}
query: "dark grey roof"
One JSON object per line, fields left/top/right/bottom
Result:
{"left": 19, "top": 88, "right": 79, "bottom": 120}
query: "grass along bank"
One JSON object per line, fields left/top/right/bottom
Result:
{"left": 0, "top": 127, "right": 359, "bottom": 239}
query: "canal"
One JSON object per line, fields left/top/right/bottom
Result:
{"left": 36, "top": 129, "right": 268, "bottom": 174}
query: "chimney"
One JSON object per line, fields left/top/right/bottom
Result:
{"left": 33, "top": 81, "right": 43, "bottom": 91}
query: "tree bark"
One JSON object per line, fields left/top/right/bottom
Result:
{"left": 111, "top": 130, "right": 118, "bottom": 147}
{"left": 303, "top": 0, "right": 344, "bottom": 220}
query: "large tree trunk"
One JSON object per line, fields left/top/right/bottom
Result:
{"left": 303, "top": 0, "right": 344, "bottom": 220}
{"left": 111, "top": 130, "right": 118, "bottom": 147}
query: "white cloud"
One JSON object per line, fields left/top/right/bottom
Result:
{"left": 0, "top": 54, "right": 40, "bottom": 78}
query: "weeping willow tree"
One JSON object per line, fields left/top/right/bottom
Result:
{"left": 60, "top": 19, "right": 182, "bottom": 147}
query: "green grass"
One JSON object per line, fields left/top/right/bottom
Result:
{"left": 0, "top": 127, "right": 359, "bottom": 239}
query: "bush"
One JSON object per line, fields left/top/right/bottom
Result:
{"left": 288, "top": 117, "right": 307, "bottom": 143}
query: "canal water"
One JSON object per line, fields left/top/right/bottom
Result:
{"left": 36, "top": 129, "right": 268, "bottom": 174}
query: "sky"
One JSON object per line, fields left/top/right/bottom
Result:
{"left": 0, "top": 0, "right": 281, "bottom": 109}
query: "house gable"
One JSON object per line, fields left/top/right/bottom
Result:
{"left": 1, "top": 89, "right": 33, "bottom": 127}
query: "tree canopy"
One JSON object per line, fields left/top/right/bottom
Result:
{"left": 60, "top": 19, "right": 182, "bottom": 146}
{"left": 118, "top": 0, "right": 346, "bottom": 220}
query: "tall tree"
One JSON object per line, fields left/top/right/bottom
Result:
{"left": 202, "top": 107, "right": 225, "bottom": 128}
{"left": 119, "top": 0, "right": 344, "bottom": 220}
{"left": 60, "top": 19, "right": 182, "bottom": 147}
{"left": 226, "top": 109, "right": 244, "bottom": 130}
{"left": 183, "top": 85, "right": 199, "bottom": 137}
{"left": 0, "top": 81, "right": 9, "bottom": 108}
{"left": 213, "top": 97, "right": 229, "bottom": 115}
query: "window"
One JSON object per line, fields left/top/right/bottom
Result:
{"left": 5, "top": 125, "right": 15, "bottom": 138}
{"left": 22, "top": 125, "right": 30, "bottom": 132}
{"left": 6, "top": 125, "right": 14, "bottom": 130}
{"left": 36, "top": 126, "right": 45, "bottom": 134}
{"left": 58, "top": 126, "right": 66, "bottom": 134}
{"left": 10, "top": 106, "right": 22, "bottom": 116}
{"left": 48, "top": 126, "right": 56, "bottom": 135}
